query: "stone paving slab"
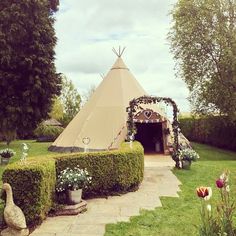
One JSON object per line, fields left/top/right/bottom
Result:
{"left": 69, "top": 224, "right": 106, "bottom": 235}
{"left": 30, "top": 155, "right": 181, "bottom": 236}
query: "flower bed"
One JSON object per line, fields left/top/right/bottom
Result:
{"left": 196, "top": 171, "right": 236, "bottom": 235}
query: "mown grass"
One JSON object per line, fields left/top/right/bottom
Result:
{"left": 105, "top": 143, "right": 236, "bottom": 236}
{"left": 0, "top": 140, "right": 53, "bottom": 179}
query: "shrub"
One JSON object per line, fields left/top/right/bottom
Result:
{"left": 179, "top": 116, "right": 236, "bottom": 151}
{"left": 2, "top": 157, "right": 56, "bottom": 227}
{"left": 34, "top": 123, "right": 64, "bottom": 142}
{"left": 54, "top": 142, "right": 144, "bottom": 196}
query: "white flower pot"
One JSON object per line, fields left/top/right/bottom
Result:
{"left": 1, "top": 157, "right": 10, "bottom": 165}
{"left": 67, "top": 189, "right": 82, "bottom": 205}
{"left": 182, "top": 160, "right": 191, "bottom": 170}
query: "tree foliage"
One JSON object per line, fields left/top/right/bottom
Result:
{"left": 57, "top": 75, "right": 81, "bottom": 126}
{"left": 169, "top": 0, "right": 236, "bottom": 120}
{"left": 49, "top": 98, "right": 64, "bottom": 121}
{"left": 49, "top": 0, "right": 60, "bottom": 11}
{"left": 0, "top": 0, "right": 61, "bottom": 143}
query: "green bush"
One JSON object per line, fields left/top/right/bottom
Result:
{"left": 180, "top": 116, "right": 236, "bottom": 151}
{"left": 54, "top": 142, "right": 144, "bottom": 196}
{"left": 2, "top": 157, "right": 56, "bottom": 227}
{"left": 34, "top": 124, "right": 64, "bottom": 142}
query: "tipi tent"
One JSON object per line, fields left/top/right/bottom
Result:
{"left": 49, "top": 52, "right": 169, "bottom": 153}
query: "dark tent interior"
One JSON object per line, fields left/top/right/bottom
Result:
{"left": 135, "top": 122, "right": 164, "bottom": 153}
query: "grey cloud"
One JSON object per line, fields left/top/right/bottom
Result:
{"left": 59, "top": 0, "right": 176, "bottom": 34}
{"left": 55, "top": 0, "right": 190, "bottom": 111}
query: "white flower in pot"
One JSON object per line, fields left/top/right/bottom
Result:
{"left": 56, "top": 165, "right": 92, "bottom": 205}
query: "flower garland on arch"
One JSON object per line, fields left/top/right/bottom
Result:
{"left": 126, "top": 95, "right": 181, "bottom": 168}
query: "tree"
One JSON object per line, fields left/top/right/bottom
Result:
{"left": 0, "top": 0, "right": 61, "bottom": 144}
{"left": 49, "top": 97, "right": 64, "bottom": 121}
{"left": 82, "top": 85, "right": 96, "bottom": 104}
{"left": 59, "top": 75, "right": 81, "bottom": 126}
{"left": 48, "top": 76, "right": 81, "bottom": 126}
{"left": 49, "top": 0, "right": 60, "bottom": 11}
{"left": 169, "top": 0, "right": 236, "bottom": 120}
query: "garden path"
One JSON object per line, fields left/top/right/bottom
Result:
{"left": 31, "top": 154, "right": 181, "bottom": 236}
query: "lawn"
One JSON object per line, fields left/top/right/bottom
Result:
{"left": 105, "top": 143, "right": 236, "bottom": 236}
{"left": 0, "top": 140, "right": 53, "bottom": 183}
{"left": 0, "top": 141, "right": 235, "bottom": 234}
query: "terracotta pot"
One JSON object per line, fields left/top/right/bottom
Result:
{"left": 67, "top": 189, "right": 82, "bottom": 205}
{"left": 182, "top": 159, "right": 191, "bottom": 170}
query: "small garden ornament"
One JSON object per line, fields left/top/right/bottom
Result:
{"left": 129, "top": 134, "right": 134, "bottom": 149}
{"left": 20, "top": 143, "right": 29, "bottom": 164}
{"left": 82, "top": 137, "right": 90, "bottom": 153}
{"left": 1, "top": 183, "right": 29, "bottom": 236}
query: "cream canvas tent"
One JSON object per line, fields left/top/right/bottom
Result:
{"left": 49, "top": 52, "right": 170, "bottom": 153}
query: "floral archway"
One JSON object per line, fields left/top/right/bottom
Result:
{"left": 126, "top": 95, "right": 181, "bottom": 168}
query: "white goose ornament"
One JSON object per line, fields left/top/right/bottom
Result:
{"left": 1, "top": 183, "right": 29, "bottom": 236}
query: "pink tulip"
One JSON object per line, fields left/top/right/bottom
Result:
{"left": 216, "top": 179, "right": 224, "bottom": 188}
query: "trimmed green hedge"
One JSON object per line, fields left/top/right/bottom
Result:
{"left": 180, "top": 116, "right": 236, "bottom": 151}
{"left": 2, "top": 157, "right": 56, "bottom": 227}
{"left": 55, "top": 142, "right": 144, "bottom": 196}
{"left": 2, "top": 142, "right": 144, "bottom": 226}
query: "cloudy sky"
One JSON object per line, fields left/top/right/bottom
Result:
{"left": 54, "top": 0, "right": 190, "bottom": 112}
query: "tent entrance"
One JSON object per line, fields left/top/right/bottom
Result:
{"left": 135, "top": 122, "right": 164, "bottom": 153}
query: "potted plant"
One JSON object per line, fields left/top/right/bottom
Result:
{"left": 56, "top": 165, "right": 92, "bottom": 205}
{"left": 179, "top": 148, "right": 199, "bottom": 169}
{"left": 0, "top": 148, "right": 16, "bottom": 164}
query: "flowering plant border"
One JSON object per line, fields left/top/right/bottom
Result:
{"left": 196, "top": 171, "right": 236, "bottom": 235}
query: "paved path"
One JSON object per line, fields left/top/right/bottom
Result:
{"left": 31, "top": 155, "right": 181, "bottom": 236}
